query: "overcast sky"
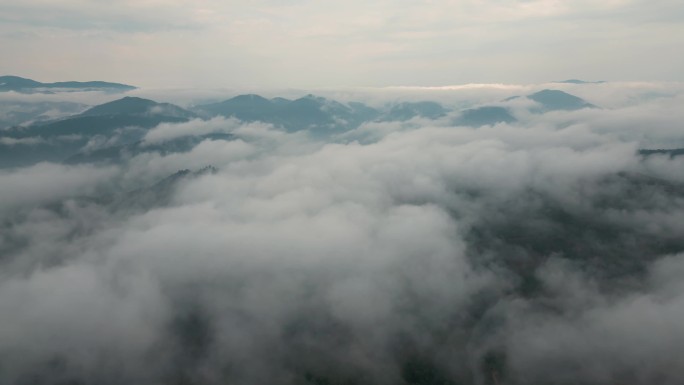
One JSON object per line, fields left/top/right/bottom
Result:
{"left": 1, "top": 0, "right": 683, "bottom": 88}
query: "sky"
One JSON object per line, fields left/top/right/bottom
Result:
{"left": 1, "top": 1, "right": 684, "bottom": 90}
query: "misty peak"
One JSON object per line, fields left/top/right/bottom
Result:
{"left": 230, "top": 94, "right": 271, "bottom": 103}
{"left": 527, "top": 89, "right": 597, "bottom": 111}
{"left": 292, "top": 94, "right": 350, "bottom": 111}
{"left": 0, "top": 75, "right": 42, "bottom": 88}
{"left": 0, "top": 75, "right": 136, "bottom": 93}
{"left": 81, "top": 96, "right": 194, "bottom": 118}
{"left": 382, "top": 101, "right": 448, "bottom": 121}
{"left": 81, "top": 96, "right": 158, "bottom": 116}
{"left": 454, "top": 106, "right": 516, "bottom": 127}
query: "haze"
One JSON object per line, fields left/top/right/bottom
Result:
{"left": 2, "top": 0, "right": 684, "bottom": 88}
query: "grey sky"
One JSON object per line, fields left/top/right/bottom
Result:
{"left": 1, "top": 0, "right": 683, "bottom": 88}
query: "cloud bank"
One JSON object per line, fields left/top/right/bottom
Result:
{"left": 1, "top": 85, "right": 684, "bottom": 385}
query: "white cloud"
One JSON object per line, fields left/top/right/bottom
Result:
{"left": 0, "top": 163, "right": 117, "bottom": 211}
{"left": 0, "top": 84, "right": 684, "bottom": 383}
{"left": 0, "top": 136, "right": 46, "bottom": 145}
{"left": 142, "top": 117, "right": 240, "bottom": 145}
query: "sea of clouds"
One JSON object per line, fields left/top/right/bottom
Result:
{"left": 1, "top": 82, "right": 684, "bottom": 384}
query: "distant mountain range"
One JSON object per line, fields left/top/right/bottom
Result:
{"left": 0, "top": 96, "right": 198, "bottom": 167}
{"left": 0, "top": 89, "right": 600, "bottom": 167}
{"left": 6, "top": 97, "right": 195, "bottom": 139}
{"left": 553, "top": 79, "right": 605, "bottom": 84}
{"left": 82, "top": 96, "right": 195, "bottom": 119}
{"left": 196, "top": 94, "right": 363, "bottom": 132}
{"left": 0, "top": 75, "right": 136, "bottom": 93}
{"left": 452, "top": 89, "right": 597, "bottom": 127}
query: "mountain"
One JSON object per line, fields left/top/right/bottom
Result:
{"left": 527, "top": 89, "right": 597, "bottom": 111}
{"left": 32, "top": 167, "right": 219, "bottom": 215}
{"left": 0, "top": 97, "right": 198, "bottom": 168}
{"left": 195, "top": 94, "right": 458, "bottom": 132}
{"left": 502, "top": 89, "right": 597, "bottom": 112}
{"left": 453, "top": 106, "right": 516, "bottom": 127}
{"left": 467, "top": 170, "right": 684, "bottom": 298}
{"left": 5, "top": 97, "right": 196, "bottom": 139}
{"left": 197, "top": 94, "right": 281, "bottom": 121}
{"left": 0, "top": 76, "right": 41, "bottom": 89}
{"left": 81, "top": 96, "right": 195, "bottom": 119}
{"left": 278, "top": 95, "right": 359, "bottom": 131}
{"left": 554, "top": 79, "right": 605, "bottom": 84}
{"left": 196, "top": 94, "right": 380, "bottom": 133}
{"left": 380, "top": 101, "right": 448, "bottom": 121}
{"left": 110, "top": 166, "right": 219, "bottom": 211}
{"left": 65, "top": 133, "right": 234, "bottom": 165}
{"left": 0, "top": 75, "right": 136, "bottom": 93}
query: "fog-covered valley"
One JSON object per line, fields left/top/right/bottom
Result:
{"left": 1, "top": 79, "right": 684, "bottom": 385}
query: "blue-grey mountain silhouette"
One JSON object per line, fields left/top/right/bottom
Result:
{"left": 381, "top": 101, "right": 448, "bottom": 121}
{"left": 554, "top": 79, "right": 605, "bottom": 84}
{"left": 503, "top": 89, "right": 597, "bottom": 112}
{"left": 0, "top": 75, "right": 136, "bottom": 93}
{"left": 453, "top": 106, "right": 516, "bottom": 127}
{"left": 65, "top": 133, "right": 234, "bottom": 165}
{"left": 81, "top": 96, "right": 195, "bottom": 119}
{"left": 0, "top": 97, "right": 198, "bottom": 167}
{"left": 196, "top": 94, "right": 380, "bottom": 132}
{"left": 6, "top": 97, "right": 195, "bottom": 139}
{"left": 195, "top": 94, "right": 278, "bottom": 121}
{"left": 527, "top": 89, "right": 597, "bottom": 111}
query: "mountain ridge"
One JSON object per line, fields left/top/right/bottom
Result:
{"left": 0, "top": 75, "right": 136, "bottom": 93}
